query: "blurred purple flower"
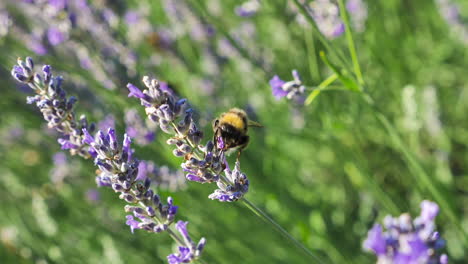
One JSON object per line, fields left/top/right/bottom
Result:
{"left": 86, "top": 189, "right": 100, "bottom": 202}
{"left": 346, "top": 0, "right": 368, "bottom": 32}
{"left": 269, "top": 70, "right": 305, "bottom": 101}
{"left": 306, "top": 0, "right": 345, "bottom": 39}
{"left": 235, "top": 0, "right": 261, "bottom": 17}
{"left": 53, "top": 152, "right": 67, "bottom": 165}
{"left": 124, "top": 11, "right": 140, "bottom": 25}
{"left": 97, "top": 114, "right": 115, "bottom": 132}
{"left": 48, "top": 0, "right": 67, "bottom": 10}
{"left": 363, "top": 200, "right": 447, "bottom": 264}
{"left": 28, "top": 39, "right": 48, "bottom": 55}
{"left": 125, "top": 109, "right": 155, "bottom": 146}
{"left": 269, "top": 76, "right": 288, "bottom": 99}
{"left": 47, "top": 27, "right": 66, "bottom": 46}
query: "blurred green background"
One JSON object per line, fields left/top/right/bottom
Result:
{"left": 1, "top": 0, "right": 468, "bottom": 263}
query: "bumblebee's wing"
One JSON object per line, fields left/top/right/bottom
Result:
{"left": 247, "top": 120, "right": 263, "bottom": 128}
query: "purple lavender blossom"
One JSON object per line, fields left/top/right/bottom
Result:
{"left": 306, "top": 0, "right": 345, "bottom": 39}
{"left": 50, "top": 151, "right": 80, "bottom": 184}
{"left": 0, "top": 9, "right": 12, "bottom": 38}
{"left": 126, "top": 215, "right": 140, "bottom": 234}
{"left": 270, "top": 76, "right": 288, "bottom": 99}
{"left": 48, "top": 0, "right": 67, "bottom": 11}
{"left": 208, "top": 161, "right": 249, "bottom": 202}
{"left": 47, "top": 27, "right": 66, "bottom": 46}
{"left": 27, "top": 37, "right": 48, "bottom": 55}
{"left": 124, "top": 11, "right": 140, "bottom": 25}
{"left": 363, "top": 200, "right": 448, "bottom": 264}
{"left": 125, "top": 109, "right": 155, "bottom": 146}
{"left": 269, "top": 70, "right": 306, "bottom": 101}
{"left": 137, "top": 161, "right": 186, "bottom": 191}
{"left": 167, "top": 221, "right": 206, "bottom": 264}
{"left": 235, "top": 0, "right": 261, "bottom": 17}
{"left": 346, "top": 0, "right": 368, "bottom": 32}
{"left": 86, "top": 189, "right": 100, "bottom": 202}
{"left": 97, "top": 114, "right": 115, "bottom": 132}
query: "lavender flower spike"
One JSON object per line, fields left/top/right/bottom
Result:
{"left": 363, "top": 200, "right": 448, "bottom": 264}
{"left": 87, "top": 128, "right": 179, "bottom": 233}
{"left": 11, "top": 57, "right": 94, "bottom": 158}
{"left": 167, "top": 221, "right": 206, "bottom": 264}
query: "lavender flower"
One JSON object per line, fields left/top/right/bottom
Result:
{"left": 47, "top": 26, "right": 66, "bottom": 46}
{"left": 11, "top": 57, "right": 94, "bottom": 158}
{"left": 97, "top": 114, "right": 115, "bottom": 132}
{"left": 306, "top": 0, "right": 345, "bottom": 39}
{"left": 269, "top": 70, "right": 306, "bottom": 100}
{"left": 235, "top": 0, "right": 261, "bottom": 17}
{"left": 86, "top": 189, "right": 100, "bottom": 202}
{"left": 125, "top": 109, "right": 156, "bottom": 146}
{"left": 346, "top": 0, "right": 368, "bottom": 32}
{"left": 167, "top": 221, "right": 206, "bottom": 264}
{"left": 0, "top": 9, "right": 12, "bottom": 38}
{"left": 363, "top": 200, "right": 448, "bottom": 264}
{"left": 127, "top": 77, "right": 250, "bottom": 202}
{"left": 50, "top": 151, "right": 80, "bottom": 184}
{"left": 27, "top": 38, "right": 48, "bottom": 55}
{"left": 208, "top": 161, "right": 249, "bottom": 202}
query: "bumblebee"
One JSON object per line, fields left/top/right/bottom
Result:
{"left": 212, "top": 108, "right": 262, "bottom": 158}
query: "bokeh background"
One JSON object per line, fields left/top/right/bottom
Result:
{"left": 1, "top": 0, "right": 468, "bottom": 263}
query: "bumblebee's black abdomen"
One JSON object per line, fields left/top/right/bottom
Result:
{"left": 220, "top": 124, "right": 250, "bottom": 150}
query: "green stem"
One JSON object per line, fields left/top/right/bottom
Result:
{"left": 241, "top": 198, "right": 325, "bottom": 264}
{"left": 305, "top": 73, "right": 339, "bottom": 105}
{"left": 317, "top": 74, "right": 339, "bottom": 90}
{"left": 344, "top": 163, "right": 400, "bottom": 215}
{"left": 167, "top": 228, "right": 186, "bottom": 246}
{"left": 337, "top": 0, "right": 364, "bottom": 85}
{"left": 305, "top": 28, "right": 320, "bottom": 80}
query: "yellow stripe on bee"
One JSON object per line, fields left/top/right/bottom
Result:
{"left": 221, "top": 113, "right": 246, "bottom": 130}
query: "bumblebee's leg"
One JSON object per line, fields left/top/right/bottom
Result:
{"left": 236, "top": 135, "right": 250, "bottom": 162}
{"left": 212, "top": 119, "right": 220, "bottom": 146}
{"left": 236, "top": 149, "right": 242, "bottom": 161}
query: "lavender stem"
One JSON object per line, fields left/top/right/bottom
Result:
{"left": 240, "top": 198, "right": 325, "bottom": 263}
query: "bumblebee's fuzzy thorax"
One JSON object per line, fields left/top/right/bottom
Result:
{"left": 219, "top": 112, "right": 247, "bottom": 132}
